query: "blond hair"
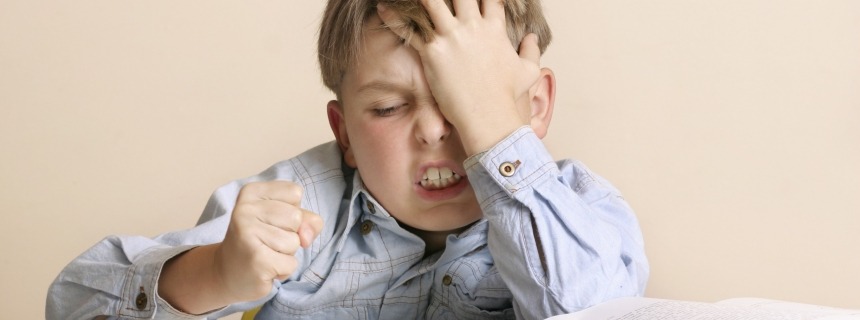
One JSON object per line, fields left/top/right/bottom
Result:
{"left": 318, "top": 0, "right": 552, "bottom": 95}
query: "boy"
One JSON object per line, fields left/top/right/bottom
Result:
{"left": 47, "top": 0, "right": 649, "bottom": 319}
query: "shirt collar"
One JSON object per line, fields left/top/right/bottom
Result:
{"left": 335, "top": 169, "right": 387, "bottom": 252}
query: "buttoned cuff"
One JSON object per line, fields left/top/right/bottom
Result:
{"left": 119, "top": 245, "right": 224, "bottom": 319}
{"left": 464, "top": 126, "right": 558, "bottom": 202}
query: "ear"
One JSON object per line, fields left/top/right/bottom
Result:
{"left": 528, "top": 68, "right": 556, "bottom": 139}
{"left": 326, "top": 100, "right": 357, "bottom": 168}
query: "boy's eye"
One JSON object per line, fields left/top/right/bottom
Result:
{"left": 373, "top": 104, "right": 406, "bottom": 117}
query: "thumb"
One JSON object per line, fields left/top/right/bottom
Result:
{"left": 297, "top": 210, "right": 324, "bottom": 248}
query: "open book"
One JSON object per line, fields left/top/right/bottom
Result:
{"left": 547, "top": 297, "right": 860, "bottom": 320}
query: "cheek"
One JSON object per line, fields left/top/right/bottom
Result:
{"left": 348, "top": 119, "right": 410, "bottom": 173}
{"left": 350, "top": 121, "right": 414, "bottom": 203}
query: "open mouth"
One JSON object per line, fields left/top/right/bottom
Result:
{"left": 419, "top": 166, "right": 462, "bottom": 190}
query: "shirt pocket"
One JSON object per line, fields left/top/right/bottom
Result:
{"left": 426, "top": 297, "right": 515, "bottom": 320}
{"left": 426, "top": 269, "right": 515, "bottom": 319}
{"left": 266, "top": 262, "right": 366, "bottom": 316}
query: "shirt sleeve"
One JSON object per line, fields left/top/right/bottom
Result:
{"left": 45, "top": 180, "right": 247, "bottom": 319}
{"left": 464, "top": 126, "right": 650, "bottom": 320}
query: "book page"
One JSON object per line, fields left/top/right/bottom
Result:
{"left": 546, "top": 297, "right": 860, "bottom": 320}
{"left": 718, "top": 298, "right": 860, "bottom": 317}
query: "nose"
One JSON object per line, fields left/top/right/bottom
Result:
{"left": 414, "top": 103, "right": 451, "bottom": 145}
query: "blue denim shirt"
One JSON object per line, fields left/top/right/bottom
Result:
{"left": 47, "top": 127, "right": 649, "bottom": 319}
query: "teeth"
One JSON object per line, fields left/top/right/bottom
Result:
{"left": 440, "top": 167, "right": 452, "bottom": 179}
{"left": 427, "top": 167, "right": 440, "bottom": 180}
{"left": 420, "top": 166, "right": 462, "bottom": 190}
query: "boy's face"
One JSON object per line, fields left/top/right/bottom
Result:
{"left": 328, "top": 15, "right": 482, "bottom": 232}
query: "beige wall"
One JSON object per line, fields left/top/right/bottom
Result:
{"left": 1, "top": 0, "right": 857, "bottom": 318}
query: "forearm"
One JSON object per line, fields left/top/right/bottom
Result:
{"left": 465, "top": 128, "right": 649, "bottom": 319}
{"left": 484, "top": 185, "right": 647, "bottom": 318}
{"left": 46, "top": 236, "right": 207, "bottom": 320}
{"left": 454, "top": 100, "right": 526, "bottom": 157}
{"left": 47, "top": 207, "right": 233, "bottom": 319}
{"left": 158, "top": 243, "right": 232, "bottom": 315}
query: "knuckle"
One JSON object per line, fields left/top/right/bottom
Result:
{"left": 242, "top": 181, "right": 266, "bottom": 194}
{"left": 230, "top": 204, "right": 255, "bottom": 226}
{"left": 282, "top": 205, "right": 303, "bottom": 228}
{"left": 281, "top": 181, "right": 303, "bottom": 200}
{"left": 237, "top": 181, "right": 266, "bottom": 201}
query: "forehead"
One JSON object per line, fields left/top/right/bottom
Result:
{"left": 340, "top": 15, "right": 422, "bottom": 98}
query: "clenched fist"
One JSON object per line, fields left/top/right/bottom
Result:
{"left": 216, "top": 181, "right": 324, "bottom": 301}
{"left": 158, "top": 181, "right": 324, "bottom": 314}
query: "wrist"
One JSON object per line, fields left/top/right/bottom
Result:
{"left": 158, "top": 244, "right": 231, "bottom": 315}
{"left": 454, "top": 109, "right": 526, "bottom": 156}
{"left": 458, "top": 120, "right": 526, "bottom": 156}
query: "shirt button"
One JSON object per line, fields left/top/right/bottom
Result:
{"left": 366, "top": 201, "right": 376, "bottom": 214}
{"left": 442, "top": 274, "right": 453, "bottom": 286}
{"left": 134, "top": 287, "right": 147, "bottom": 310}
{"left": 360, "top": 220, "right": 374, "bottom": 235}
{"left": 499, "top": 161, "right": 520, "bottom": 177}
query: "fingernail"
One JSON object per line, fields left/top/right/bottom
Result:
{"left": 377, "top": 3, "right": 387, "bottom": 13}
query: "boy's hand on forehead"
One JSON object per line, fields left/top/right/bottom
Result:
{"left": 377, "top": 0, "right": 542, "bottom": 155}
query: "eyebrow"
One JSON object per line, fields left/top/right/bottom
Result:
{"left": 354, "top": 80, "right": 410, "bottom": 97}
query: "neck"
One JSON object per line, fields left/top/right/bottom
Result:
{"left": 399, "top": 223, "right": 474, "bottom": 257}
